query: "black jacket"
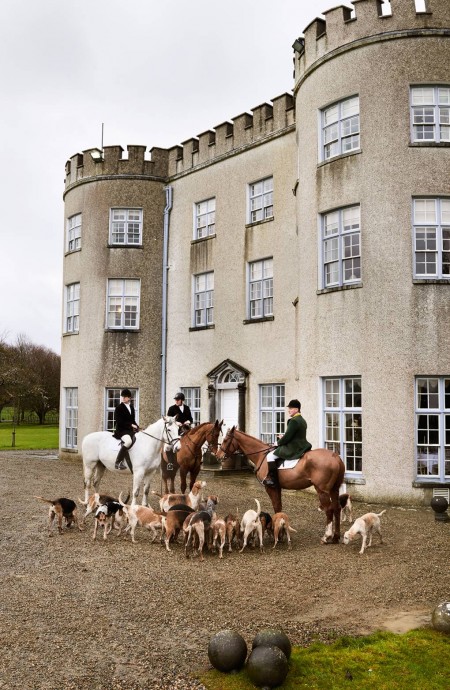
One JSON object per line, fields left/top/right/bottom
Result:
{"left": 166, "top": 403, "right": 193, "bottom": 425}
{"left": 113, "top": 402, "right": 137, "bottom": 439}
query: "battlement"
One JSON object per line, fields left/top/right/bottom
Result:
{"left": 64, "top": 144, "right": 169, "bottom": 189}
{"left": 294, "top": 0, "right": 450, "bottom": 84}
{"left": 167, "top": 92, "right": 294, "bottom": 176}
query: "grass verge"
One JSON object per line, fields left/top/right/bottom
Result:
{"left": 0, "top": 423, "right": 59, "bottom": 450}
{"left": 200, "top": 629, "right": 450, "bottom": 690}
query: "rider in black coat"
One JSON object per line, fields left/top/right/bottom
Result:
{"left": 113, "top": 389, "right": 138, "bottom": 470}
{"left": 167, "top": 392, "right": 194, "bottom": 434}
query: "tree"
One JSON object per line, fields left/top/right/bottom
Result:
{"left": 0, "top": 334, "right": 60, "bottom": 424}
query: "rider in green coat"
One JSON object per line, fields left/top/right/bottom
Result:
{"left": 263, "top": 399, "right": 312, "bottom": 487}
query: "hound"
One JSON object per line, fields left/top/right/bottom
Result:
{"left": 259, "top": 511, "right": 273, "bottom": 541}
{"left": 92, "top": 501, "right": 126, "bottom": 541}
{"left": 78, "top": 492, "right": 117, "bottom": 524}
{"left": 35, "top": 496, "right": 83, "bottom": 535}
{"left": 162, "top": 505, "right": 196, "bottom": 552}
{"left": 224, "top": 509, "right": 240, "bottom": 552}
{"left": 271, "top": 512, "right": 297, "bottom": 550}
{"left": 239, "top": 498, "right": 263, "bottom": 553}
{"left": 212, "top": 517, "right": 227, "bottom": 558}
{"left": 343, "top": 510, "right": 386, "bottom": 554}
{"left": 184, "top": 496, "right": 219, "bottom": 561}
{"left": 118, "top": 492, "right": 163, "bottom": 544}
{"left": 152, "top": 480, "right": 206, "bottom": 513}
{"left": 339, "top": 493, "right": 353, "bottom": 523}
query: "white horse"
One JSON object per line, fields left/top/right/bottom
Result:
{"left": 82, "top": 416, "right": 181, "bottom": 506}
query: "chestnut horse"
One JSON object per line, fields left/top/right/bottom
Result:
{"left": 162, "top": 420, "right": 223, "bottom": 494}
{"left": 217, "top": 426, "right": 345, "bottom": 544}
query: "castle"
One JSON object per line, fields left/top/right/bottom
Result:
{"left": 61, "top": 0, "right": 450, "bottom": 505}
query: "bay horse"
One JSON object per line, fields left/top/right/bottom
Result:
{"left": 81, "top": 416, "right": 181, "bottom": 507}
{"left": 162, "top": 420, "right": 223, "bottom": 494}
{"left": 216, "top": 426, "right": 345, "bottom": 544}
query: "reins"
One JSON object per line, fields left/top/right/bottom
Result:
{"left": 218, "top": 433, "right": 275, "bottom": 474}
{"left": 138, "top": 420, "right": 179, "bottom": 447}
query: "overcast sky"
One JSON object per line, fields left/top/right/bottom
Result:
{"left": 0, "top": 0, "right": 331, "bottom": 355}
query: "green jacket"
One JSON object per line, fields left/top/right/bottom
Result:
{"left": 274, "top": 413, "right": 312, "bottom": 461}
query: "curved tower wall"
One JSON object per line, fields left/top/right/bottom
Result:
{"left": 294, "top": 0, "right": 450, "bottom": 502}
{"left": 61, "top": 146, "right": 168, "bottom": 459}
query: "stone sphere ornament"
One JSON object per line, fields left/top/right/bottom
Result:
{"left": 246, "top": 645, "right": 289, "bottom": 688}
{"left": 207, "top": 629, "right": 248, "bottom": 672}
{"left": 430, "top": 495, "right": 450, "bottom": 522}
{"left": 252, "top": 628, "right": 292, "bottom": 660}
{"left": 432, "top": 601, "right": 450, "bottom": 633}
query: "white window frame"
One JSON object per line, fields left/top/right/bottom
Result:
{"left": 322, "top": 377, "right": 362, "bottom": 474}
{"left": 248, "top": 258, "right": 273, "bottom": 318}
{"left": 65, "top": 283, "right": 80, "bottom": 334}
{"left": 259, "top": 384, "right": 285, "bottom": 444}
{"left": 248, "top": 176, "right": 273, "bottom": 224}
{"left": 320, "top": 96, "right": 360, "bottom": 161}
{"left": 64, "top": 387, "right": 78, "bottom": 449}
{"left": 181, "top": 387, "right": 201, "bottom": 424}
{"left": 194, "top": 198, "right": 216, "bottom": 239}
{"left": 193, "top": 272, "right": 214, "bottom": 327}
{"left": 66, "top": 213, "right": 81, "bottom": 252}
{"left": 105, "top": 387, "right": 139, "bottom": 431}
{"left": 109, "top": 208, "right": 143, "bottom": 245}
{"left": 320, "top": 205, "right": 361, "bottom": 288}
{"left": 415, "top": 377, "right": 450, "bottom": 481}
{"left": 410, "top": 86, "right": 450, "bottom": 143}
{"left": 413, "top": 198, "right": 450, "bottom": 279}
{"left": 106, "top": 279, "right": 140, "bottom": 330}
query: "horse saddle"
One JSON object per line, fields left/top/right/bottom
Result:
{"left": 277, "top": 458, "right": 301, "bottom": 470}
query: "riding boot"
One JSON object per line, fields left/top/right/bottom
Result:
{"left": 115, "top": 444, "right": 130, "bottom": 470}
{"left": 262, "top": 463, "right": 279, "bottom": 488}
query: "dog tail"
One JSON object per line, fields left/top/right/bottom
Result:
{"left": 151, "top": 490, "right": 163, "bottom": 498}
{"left": 288, "top": 525, "right": 298, "bottom": 533}
{"left": 34, "top": 496, "right": 54, "bottom": 505}
{"left": 118, "top": 491, "right": 131, "bottom": 508}
{"left": 377, "top": 510, "right": 387, "bottom": 517}
{"left": 254, "top": 498, "right": 261, "bottom": 515}
{"left": 78, "top": 497, "right": 88, "bottom": 506}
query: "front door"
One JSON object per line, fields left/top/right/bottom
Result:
{"left": 220, "top": 388, "right": 239, "bottom": 430}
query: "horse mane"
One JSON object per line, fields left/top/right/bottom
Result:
{"left": 231, "top": 427, "right": 270, "bottom": 448}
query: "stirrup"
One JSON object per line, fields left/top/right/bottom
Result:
{"left": 262, "top": 475, "right": 278, "bottom": 488}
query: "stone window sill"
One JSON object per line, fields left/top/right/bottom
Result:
{"left": 189, "top": 324, "right": 215, "bottom": 332}
{"left": 191, "top": 234, "right": 216, "bottom": 244}
{"left": 344, "top": 475, "right": 366, "bottom": 485}
{"left": 317, "top": 283, "right": 363, "bottom": 295}
{"left": 243, "top": 316, "right": 274, "bottom": 325}
{"left": 245, "top": 217, "right": 274, "bottom": 229}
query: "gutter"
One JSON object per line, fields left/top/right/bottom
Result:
{"left": 161, "top": 185, "right": 173, "bottom": 415}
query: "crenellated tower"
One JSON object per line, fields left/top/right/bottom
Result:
{"left": 293, "top": 0, "right": 450, "bottom": 503}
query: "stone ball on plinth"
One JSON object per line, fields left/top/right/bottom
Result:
{"left": 207, "top": 629, "right": 247, "bottom": 672}
{"left": 432, "top": 601, "right": 450, "bottom": 633}
{"left": 246, "top": 645, "right": 289, "bottom": 688}
{"left": 252, "top": 628, "right": 292, "bottom": 660}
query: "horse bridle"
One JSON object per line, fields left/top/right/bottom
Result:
{"left": 139, "top": 419, "right": 179, "bottom": 448}
{"left": 180, "top": 424, "right": 219, "bottom": 459}
{"left": 218, "top": 430, "right": 274, "bottom": 473}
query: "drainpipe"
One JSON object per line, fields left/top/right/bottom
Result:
{"left": 161, "top": 185, "right": 173, "bottom": 415}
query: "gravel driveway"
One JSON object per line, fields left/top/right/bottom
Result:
{"left": 1, "top": 450, "right": 449, "bottom": 690}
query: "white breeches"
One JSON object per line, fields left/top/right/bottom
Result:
{"left": 267, "top": 450, "right": 279, "bottom": 464}
{"left": 121, "top": 434, "right": 132, "bottom": 448}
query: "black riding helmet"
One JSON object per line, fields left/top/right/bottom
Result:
{"left": 174, "top": 392, "right": 185, "bottom": 401}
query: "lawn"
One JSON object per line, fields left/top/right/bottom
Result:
{"left": 0, "top": 423, "right": 59, "bottom": 450}
{"left": 201, "top": 629, "right": 450, "bottom": 690}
